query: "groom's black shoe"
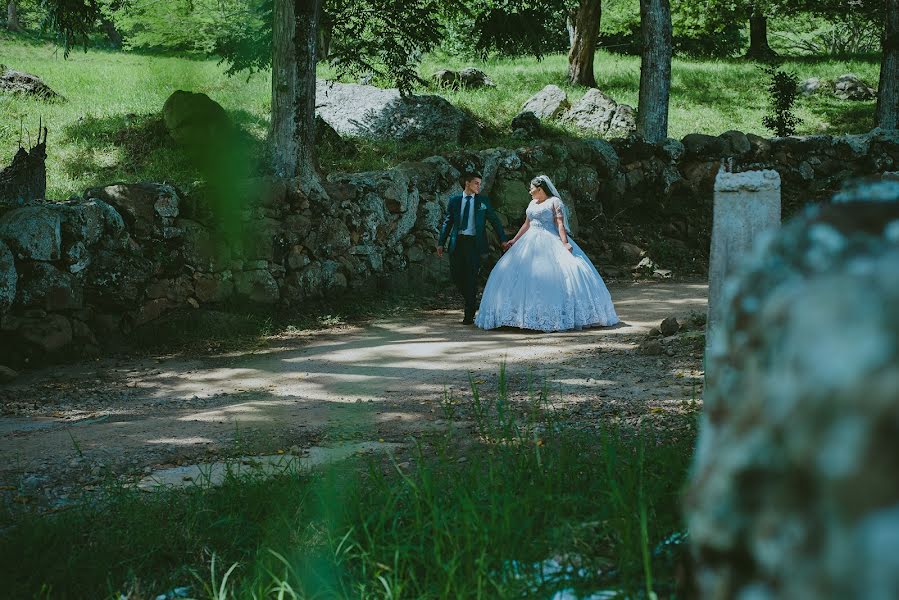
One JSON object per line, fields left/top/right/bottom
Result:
{"left": 461, "top": 317, "right": 474, "bottom": 325}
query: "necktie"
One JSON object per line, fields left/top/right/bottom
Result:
{"left": 461, "top": 196, "right": 471, "bottom": 230}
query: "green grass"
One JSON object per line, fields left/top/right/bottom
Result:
{"left": 1, "top": 30, "right": 881, "bottom": 199}
{"left": 0, "top": 369, "right": 697, "bottom": 599}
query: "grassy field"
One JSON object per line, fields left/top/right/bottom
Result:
{"left": 1, "top": 372, "right": 698, "bottom": 599}
{"left": 1, "top": 31, "right": 881, "bottom": 199}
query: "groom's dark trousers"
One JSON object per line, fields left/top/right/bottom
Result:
{"left": 450, "top": 235, "right": 480, "bottom": 321}
{"left": 438, "top": 193, "right": 507, "bottom": 322}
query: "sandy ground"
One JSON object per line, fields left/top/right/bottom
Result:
{"left": 0, "top": 281, "right": 707, "bottom": 508}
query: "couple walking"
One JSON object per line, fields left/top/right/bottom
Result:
{"left": 436, "top": 172, "right": 619, "bottom": 332}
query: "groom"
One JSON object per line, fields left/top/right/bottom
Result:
{"left": 436, "top": 172, "right": 507, "bottom": 324}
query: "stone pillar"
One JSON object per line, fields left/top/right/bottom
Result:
{"left": 706, "top": 167, "right": 781, "bottom": 347}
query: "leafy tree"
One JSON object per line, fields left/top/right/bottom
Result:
{"left": 325, "top": 0, "right": 443, "bottom": 93}
{"left": 38, "top": 0, "right": 101, "bottom": 56}
{"left": 450, "top": 0, "right": 567, "bottom": 60}
{"left": 601, "top": 0, "right": 744, "bottom": 57}
{"left": 683, "top": 0, "right": 884, "bottom": 60}
{"left": 770, "top": 11, "right": 881, "bottom": 56}
{"left": 109, "top": 0, "right": 264, "bottom": 55}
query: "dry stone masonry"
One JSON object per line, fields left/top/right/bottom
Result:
{"left": 1, "top": 128, "right": 898, "bottom": 365}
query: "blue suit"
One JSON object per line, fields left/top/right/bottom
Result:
{"left": 438, "top": 193, "right": 507, "bottom": 321}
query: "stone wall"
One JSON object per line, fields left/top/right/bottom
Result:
{"left": 1, "top": 128, "right": 897, "bottom": 364}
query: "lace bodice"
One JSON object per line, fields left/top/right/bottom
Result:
{"left": 526, "top": 197, "right": 563, "bottom": 235}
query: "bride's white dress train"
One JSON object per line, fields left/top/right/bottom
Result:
{"left": 475, "top": 197, "right": 619, "bottom": 332}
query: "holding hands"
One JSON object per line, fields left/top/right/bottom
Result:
{"left": 502, "top": 240, "right": 515, "bottom": 251}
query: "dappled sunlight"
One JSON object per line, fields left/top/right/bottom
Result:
{"left": 179, "top": 399, "right": 298, "bottom": 423}
{"left": 106, "top": 283, "right": 707, "bottom": 407}
{"left": 0, "top": 283, "right": 708, "bottom": 478}
{"left": 375, "top": 411, "right": 427, "bottom": 424}
{"left": 145, "top": 436, "right": 216, "bottom": 446}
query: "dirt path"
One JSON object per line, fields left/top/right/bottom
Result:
{"left": 0, "top": 281, "right": 707, "bottom": 507}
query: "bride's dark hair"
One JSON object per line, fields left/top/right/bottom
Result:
{"left": 530, "top": 176, "right": 553, "bottom": 196}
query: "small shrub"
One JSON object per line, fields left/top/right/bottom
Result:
{"left": 761, "top": 62, "right": 802, "bottom": 137}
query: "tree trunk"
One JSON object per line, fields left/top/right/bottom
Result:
{"left": 271, "top": 0, "right": 322, "bottom": 187}
{"left": 745, "top": 9, "right": 777, "bottom": 60}
{"left": 101, "top": 17, "right": 122, "bottom": 48}
{"left": 318, "top": 23, "right": 332, "bottom": 61}
{"left": 7, "top": 1, "right": 21, "bottom": 32}
{"left": 637, "top": 0, "right": 672, "bottom": 143}
{"left": 568, "top": 0, "right": 602, "bottom": 87}
{"left": 566, "top": 7, "right": 578, "bottom": 48}
{"left": 877, "top": 0, "right": 899, "bottom": 130}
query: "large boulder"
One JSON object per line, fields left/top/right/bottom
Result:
{"left": 799, "top": 77, "right": 826, "bottom": 96}
{"left": 801, "top": 74, "right": 878, "bottom": 101}
{"left": 834, "top": 74, "right": 876, "bottom": 101}
{"left": 0, "top": 241, "right": 15, "bottom": 314}
{"left": 315, "top": 81, "right": 471, "bottom": 144}
{"left": 0, "top": 205, "right": 61, "bottom": 261}
{"left": 521, "top": 85, "right": 570, "bottom": 120}
{"left": 687, "top": 181, "right": 899, "bottom": 599}
{"left": 563, "top": 89, "right": 636, "bottom": 136}
{"left": 718, "top": 130, "right": 752, "bottom": 156}
{"left": 583, "top": 139, "right": 620, "bottom": 176}
{"left": 162, "top": 90, "right": 232, "bottom": 146}
{"left": 0, "top": 65, "right": 62, "bottom": 101}
{"left": 432, "top": 67, "right": 495, "bottom": 89}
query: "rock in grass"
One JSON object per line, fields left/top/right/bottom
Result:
{"left": 521, "top": 85, "right": 569, "bottom": 120}
{"left": 0, "top": 64, "right": 62, "bottom": 101}
{"left": 162, "top": 90, "right": 232, "bottom": 147}
{"left": 432, "top": 67, "right": 496, "bottom": 90}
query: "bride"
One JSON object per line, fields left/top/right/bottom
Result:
{"left": 474, "top": 175, "right": 620, "bottom": 332}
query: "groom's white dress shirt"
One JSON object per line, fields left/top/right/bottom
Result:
{"left": 460, "top": 194, "right": 477, "bottom": 236}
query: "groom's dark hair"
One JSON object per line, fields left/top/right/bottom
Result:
{"left": 460, "top": 171, "right": 482, "bottom": 187}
